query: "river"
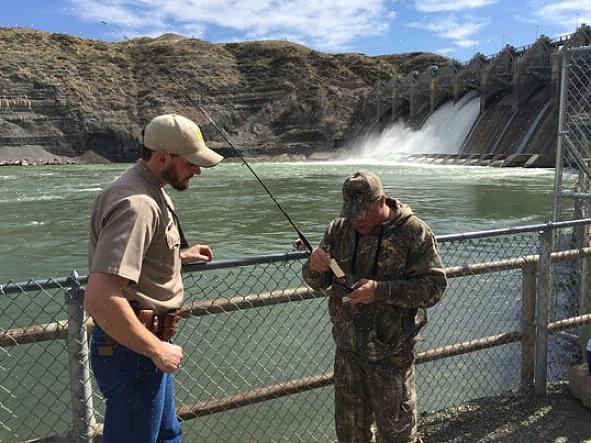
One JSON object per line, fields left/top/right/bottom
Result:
{"left": 0, "top": 160, "right": 556, "bottom": 282}
{"left": 0, "top": 159, "right": 562, "bottom": 442}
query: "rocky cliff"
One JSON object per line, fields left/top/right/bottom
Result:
{"left": 0, "top": 27, "right": 446, "bottom": 164}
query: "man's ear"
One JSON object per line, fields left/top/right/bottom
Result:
{"left": 155, "top": 150, "right": 168, "bottom": 164}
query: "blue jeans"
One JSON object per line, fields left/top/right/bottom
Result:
{"left": 90, "top": 326, "right": 182, "bottom": 443}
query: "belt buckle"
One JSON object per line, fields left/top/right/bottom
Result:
{"left": 98, "top": 345, "right": 114, "bottom": 356}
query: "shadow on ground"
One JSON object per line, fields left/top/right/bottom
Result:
{"left": 420, "top": 383, "right": 591, "bottom": 442}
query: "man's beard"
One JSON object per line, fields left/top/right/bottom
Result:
{"left": 162, "top": 164, "right": 190, "bottom": 191}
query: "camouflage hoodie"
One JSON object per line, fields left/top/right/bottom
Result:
{"left": 302, "top": 198, "right": 447, "bottom": 362}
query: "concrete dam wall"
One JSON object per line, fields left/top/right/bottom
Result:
{"left": 349, "top": 25, "right": 591, "bottom": 167}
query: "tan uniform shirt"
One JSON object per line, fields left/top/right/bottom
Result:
{"left": 88, "top": 161, "right": 183, "bottom": 314}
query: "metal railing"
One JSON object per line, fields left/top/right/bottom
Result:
{"left": 2, "top": 219, "right": 591, "bottom": 442}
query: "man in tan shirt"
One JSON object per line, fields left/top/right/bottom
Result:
{"left": 85, "top": 114, "right": 223, "bottom": 442}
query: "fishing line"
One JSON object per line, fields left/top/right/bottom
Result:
{"left": 163, "top": 71, "right": 313, "bottom": 252}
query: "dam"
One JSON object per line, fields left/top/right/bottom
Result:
{"left": 349, "top": 24, "right": 591, "bottom": 167}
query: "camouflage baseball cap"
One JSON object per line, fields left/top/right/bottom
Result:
{"left": 340, "top": 171, "right": 384, "bottom": 219}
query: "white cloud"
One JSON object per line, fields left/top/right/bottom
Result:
{"left": 67, "top": 0, "right": 397, "bottom": 51}
{"left": 407, "top": 16, "right": 489, "bottom": 49}
{"left": 455, "top": 39, "right": 478, "bottom": 48}
{"left": 415, "top": 0, "right": 496, "bottom": 13}
{"left": 529, "top": 1, "right": 591, "bottom": 31}
{"left": 435, "top": 47, "right": 456, "bottom": 55}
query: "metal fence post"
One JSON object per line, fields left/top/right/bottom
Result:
{"left": 521, "top": 261, "right": 537, "bottom": 393}
{"left": 552, "top": 48, "right": 569, "bottom": 223}
{"left": 534, "top": 228, "right": 554, "bottom": 395}
{"left": 576, "top": 221, "right": 591, "bottom": 356}
{"left": 65, "top": 270, "right": 97, "bottom": 442}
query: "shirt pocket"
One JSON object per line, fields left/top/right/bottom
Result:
{"left": 166, "top": 220, "right": 181, "bottom": 250}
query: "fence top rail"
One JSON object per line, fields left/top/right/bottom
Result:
{"left": 566, "top": 45, "right": 591, "bottom": 55}
{"left": 437, "top": 218, "right": 591, "bottom": 242}
{"left": 3, "top": 219, "right": 591, "bottom": 294}
{"left": 0, "top": 272, "right": 86, "bottom": 295}
{"left": 182, "top": 251, "right": 308, "bottom": 273}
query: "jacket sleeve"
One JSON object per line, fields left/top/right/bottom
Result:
{"left": 374, "top": 226, "right": 447, "bottom": 309}
{"left": 302, "top": 223, "right": 334, "bottom": 290}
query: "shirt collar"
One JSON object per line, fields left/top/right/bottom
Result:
{"left": 133, "top": 160, "right": 175, "bottom": 210}
{"left": 134, "top": 160, "right": 162, "bottom": 189}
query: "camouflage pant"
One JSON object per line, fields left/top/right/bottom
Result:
{"left": 334, "top": 348, "right": 418, "bottom": 443}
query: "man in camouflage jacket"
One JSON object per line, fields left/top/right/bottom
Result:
{"left": 302, "top": 171, "right": 447, "bottom": 442}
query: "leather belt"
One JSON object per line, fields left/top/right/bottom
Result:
{"left": 104, "top": 303, "right": 181, "bottom": 348}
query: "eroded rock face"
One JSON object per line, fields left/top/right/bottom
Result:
{"left": 0, "top": 77, "right": 132, "bottom": 163}
{"left": 0, "top": 28, "right": 439, "bottom": 163}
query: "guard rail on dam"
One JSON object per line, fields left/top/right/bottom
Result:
{"left": 350, "top": 25, "right": 591, "bottom": 167}
{"left": 2, "top": 219, "right": 591, "bottom": 442}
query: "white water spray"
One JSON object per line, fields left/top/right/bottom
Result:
{"left": 345, "top": 91, "right": 481, "bottom": 160}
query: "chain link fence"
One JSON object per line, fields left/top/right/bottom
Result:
{"left": 2, "top": 220, "right": 591, "bottom": 442}
{"left": 553, "top": 44, "right": 591, "bottom": 363}
{"left": 0, "top": 277, "right": 74, "bottom": 442}
{"left": 554, "top": 45, "right": 591, "bottom": 222}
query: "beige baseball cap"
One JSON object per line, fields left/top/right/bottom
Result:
{"left": 341, "top": 171, "right": 384, "bottom": 219}
{"left": 143, "top": 114, "right": 223, "bottom": 167}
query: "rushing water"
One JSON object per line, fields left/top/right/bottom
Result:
{"left": 0, "top": 160, "right": 556, "bottom": 282}
{"left": 347, "top": 91, "right": 481, "bottom": 158}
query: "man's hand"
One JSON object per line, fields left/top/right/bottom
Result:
{"left": 308, "top": 247, "right": 332, "bottom": 273}
{"left": 347, "top": 279, "right": 378, "bottom": 305}
{"left": 152, "top": 341, "right": 184, "bottom": 373}
{"left": 181, "top": 244, "right": 214, "bottom": 264}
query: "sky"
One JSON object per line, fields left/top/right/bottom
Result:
{"left": 1, "top": 0, "right": 590, "bottom": 61}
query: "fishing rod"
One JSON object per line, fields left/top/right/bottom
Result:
{"left": 163, "top": 71, "right": 314, "bottom": 250}
{"left": 164, "top": 71, "right": 350, "bottom": 284}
